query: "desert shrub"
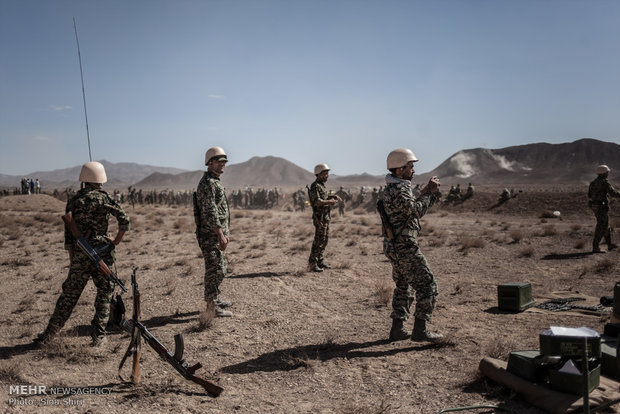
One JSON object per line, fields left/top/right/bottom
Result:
{"left": 0, "top": 363, "right": 28, "bottom": 384}
{"left": 571, "top": 224, "right": 582, "bottom": 232}
{"left": 540, "top": 210, "right": 556, "bottom": 219}
{"left": 573, "top": 239, "right": 585, "bottom": 249}
{"left": 518, "top": 247, "right": 535, "bottom": 258}
{"left": 485, "top": 340, "right": 516, "bottom": 361}
{"left": 335, "top": 260, "right": 352, "bottom": 270}
{"left": 594, "top": 259, "right": 615, "bottom": 274}
{"left": 373, "top": 282, "right": 392, "bottom": 307}
{"left": 459, "top": 235, "right": 485, "bottom": 251}
{"left": 509, "top": 229, "right": 524, "bottom": 243}
{"left": 541, "top": 224, "right": 557, "bottom": 236}
{"left": 346, "top": 239, "right": 357, "bottom": 247}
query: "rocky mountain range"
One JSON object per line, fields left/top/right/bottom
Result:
{"left": 1, "top": 138, "right": 618, "bottom": 190}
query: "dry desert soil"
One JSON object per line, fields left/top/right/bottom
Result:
{"left": 0, "top": 189, "right": 619, "bottom": 414}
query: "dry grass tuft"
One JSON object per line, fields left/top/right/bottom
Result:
{"left": 341, "top": 399, "right": 395, "bottom": 414}
{"left": 509, "top": 229, "right": 524, "bottom": 243}
{"left": 571, "top": 224, "right": 582, "bottom": 232}
{"left": 0, "top": 363, "right": 28, "bottom": 384}
{"left": 484, "top": 340, "right": 516, "bottom": 361}
{"left": 594, "top": 259, "right": 615, "bottom": 274}
{"left": 459, "top": 235, "right": 485, "bottom": 251}
{"left": 541, "top": 224, "right": 557, "bottom": 237}
{"left": 1, "top": 258, "right": 33, "bottom": 268}
{"left": 190, "top": 303, "right": 215, "bottom": 332}
{"left": 373, "top": 282, "right": 392, "bottom": 307}
{"left": 518, "top": 246, "right": 535, "bottom": 258}
{"left": 164, "top": 276, "right": 177, "bottom": 295}
{"left": 573, "top": 239, "right": 585, "bottom": 249}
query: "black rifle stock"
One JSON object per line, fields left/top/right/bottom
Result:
{"left": 118, "top": 269, "right": 223, "bottom": 397}
{"left": 62, "top": 212, "right": 127, "bottom": 293}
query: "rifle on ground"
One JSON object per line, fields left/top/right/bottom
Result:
{"left": 62, "top": 211, "right": 127, "bottom": 293}
{"left": 118, "top": 268, "right": 223, "bottom": 397}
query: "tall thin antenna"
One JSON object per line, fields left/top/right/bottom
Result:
{"left": 73, "top": 17, "right": 92, "bottom": 161}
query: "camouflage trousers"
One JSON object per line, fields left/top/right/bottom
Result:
{"left": 309, "top": 221, "right": 330, "bottom": 266}
{"left": 593, "top": 205, "right": 612, "bottom": 248}
{"left": 384, "top": 239, "right": 437, "bottom": 321}
{"left": 43, "top": 250, "right": 115, "bottom": 338}
{"left": 198, "top": 236, "right": 227, "bottom": 302}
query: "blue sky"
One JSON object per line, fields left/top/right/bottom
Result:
{"left": 1, "top": 0, "right": 619, "bottom": 176}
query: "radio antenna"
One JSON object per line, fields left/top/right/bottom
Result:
{"left": 73, "top": 17, "right": 92, "bottom": 161}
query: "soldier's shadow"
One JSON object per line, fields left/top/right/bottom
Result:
{"left": 70, "top": 310, "right": 200, "bottom": 337}
{"left": 220, "top": 338, "right": 439, "bottom": 374}
{"left": 541, "top": 252, "right": 593, "bottom": 260}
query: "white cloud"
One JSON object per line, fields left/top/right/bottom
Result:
{"left": 50, "top": 105, "right": 72, "bottom": 111}
{"left": 207, "top": 94, "right": 226, "bottom": 99}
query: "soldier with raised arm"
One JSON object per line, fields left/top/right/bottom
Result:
{"left": 379, "top": 148, "right": 443, "bottom": 342}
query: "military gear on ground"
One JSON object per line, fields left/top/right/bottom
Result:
{"left": 389, "top": 319, "right": 411, "bottom": 341}
{"left": 314, "top": 163, "right": 330, "bottom": 175}
{"left": 79, "top": 161, "right": 107, "bottom": 183}
{"left": 596, "top": 165, "right": 611, "bottom": 175}
{"left": 204, "top": 146, "right": 227, "bottom": 165}
{"left": 411, "top": 318, "right": 443, "bottom": 342}
{"left": 497, "top": 282, "right": 535, "bottom": 312}
{"left": 386, "top": 148, "right": 418, "bottom": 169}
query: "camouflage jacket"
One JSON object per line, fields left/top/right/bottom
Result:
{"left": 196, "top": 172, "right": 230, "bottom": 238}
{"left": 308, "top": 180, "right": 330, "bottom": 223}
{"left": 64, "top": 186, "right": 130, "bottom": 250}
{"left": 588, "top": 176, "right": 620, "bottom": 205}
{"left": 380, "top": 174, "right": 440, "bottom": 242}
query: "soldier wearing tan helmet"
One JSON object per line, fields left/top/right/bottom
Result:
{"left": 35, "top": 161, "right": 130, "bottom": 347}
{"left": 194, "top": 147, "right": 233, "bottom": 316}
{"left": 588, "top": 165, "right": 620, "bottom": 253}
{"left": 307, "top": 163, "right": 342, "bottom": 272}
{"left": 378, "top": 148, "right": 443, "bottom": 342}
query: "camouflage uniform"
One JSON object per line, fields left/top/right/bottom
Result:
{"left": 42, "top": 186, "right": 130, "bottom": 340}
{"left": 308, "top": 180, "right": 331, "bottom": 267}
{"left": 588, "top": 175, "right": 620, "bottom": 250}
{"left": 196, "top": 171, "right": 230, "bottom": 302}
{"left": 380, "top": 174, "right": 441, "bottom": 321}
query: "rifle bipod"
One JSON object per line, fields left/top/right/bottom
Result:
{"left": 118, "top": 267, "right": 223, "bottom": 396}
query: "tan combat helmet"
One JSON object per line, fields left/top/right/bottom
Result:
{"left": 79, "top": 161, "right": 107, "bottom": 184}
{"left": 205, "top": 146, "right": 227, "bottom": 165}
{"left": 596, "top": 165, "right": 610, "bottom": 175}
{"left": 314, "top": 163, "right": 330, "bottom": 175}
{"left": 387, "top": 148, "right": 418, "bottom": 169}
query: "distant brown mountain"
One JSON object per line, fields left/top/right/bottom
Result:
{"left": 415, "top": 138, "right": 620, "bottom": 186}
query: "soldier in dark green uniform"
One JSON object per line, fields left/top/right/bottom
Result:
{"left": 588, "top": 165, "right": 620, "bottom": 253}
{"left": 195, "top": 146, "right": 232, "bottom": 317}
{"left": 308, "top": 163, "right": 341, "bottom": 273}
{"left": 35, "top": 161, "right": 130, "bottom": 346}
{"left": 380, "top": 148, "right": 443, "bottom": 342}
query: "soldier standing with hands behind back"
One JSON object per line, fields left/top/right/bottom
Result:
{"left": 308, "top": 163, "right": 341, "bottom": 273}
{"left": 35, "top": 161, "right": 130, "bottom": 347}
{"left": 195, "top": 147, "right": 232, "bottom": 317}
{"left": 379, "top": 148, "right": 443, "bottom": 342}
{"left": 589, "top": 165, "right": 620, "bottom": 253}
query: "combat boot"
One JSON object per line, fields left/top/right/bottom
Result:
{"left": 91, "top": 335, "right": 108, "bottom": 347}
{"left": 33, "top": 331, "right": 53, "bottom": 346}
{"left": 411, "top": 318, "right": 443, "bottom": 343}
{"left": 318, "top": 262, "right": 332, "bottom": 269}
{"left": 592, "top": 244, "right": 605, "bottom": 254}
{"left": 389, "top": 319, "right": 410, "bottom": 341}
{"left": 215, "top": 306, "right": 233, "bottom": 317}
{"left": 216, "top": 295, "right": 232, "bottom": 308}
{"left": 309, "top": 264, "right": 323, "bottom": 273}
{"left": 609, "top": 244, "right": 618, "bottom": 251}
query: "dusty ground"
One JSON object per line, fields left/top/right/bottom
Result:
{"left": 0, "top": 190, "right": 619, "bottom": 413}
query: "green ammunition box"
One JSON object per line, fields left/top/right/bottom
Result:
{"left": 497, "top": 282, "right": 535, "bottom": 312}
{"left": 548, "top": 362, "right": 600, "bottom": 396}
{"left": 506, "top": 350, "right": 545, "bottom": 382}
{"left": 601, "top": 342, "right": 620, "bottom": 380}
{"left": 539, "top": 333, "right": 601, "bottom": 359}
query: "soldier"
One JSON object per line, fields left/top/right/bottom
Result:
{"left": 195, "top": 147, "right": 232, "bottom": 317}
{"left": 588, "top": 165, "right": 620, "bottom": 253}
{"left": 464, "top": 182, "right": 474, "bottom": 199}
{"left": 308, "top": 163, "right": 341, "bottom": 273}
{"left": 379, "top": 148, "right": 443, "bottom": 342}
{"left": 499, "top": 188, "right": 511, "bottom": 202}
{"left": 34, "top": 161, "right": 130, "bottom": 346}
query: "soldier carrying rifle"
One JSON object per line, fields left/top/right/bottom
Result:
{"left": 35, "top": 161, "right": 130, "bottom": 347}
